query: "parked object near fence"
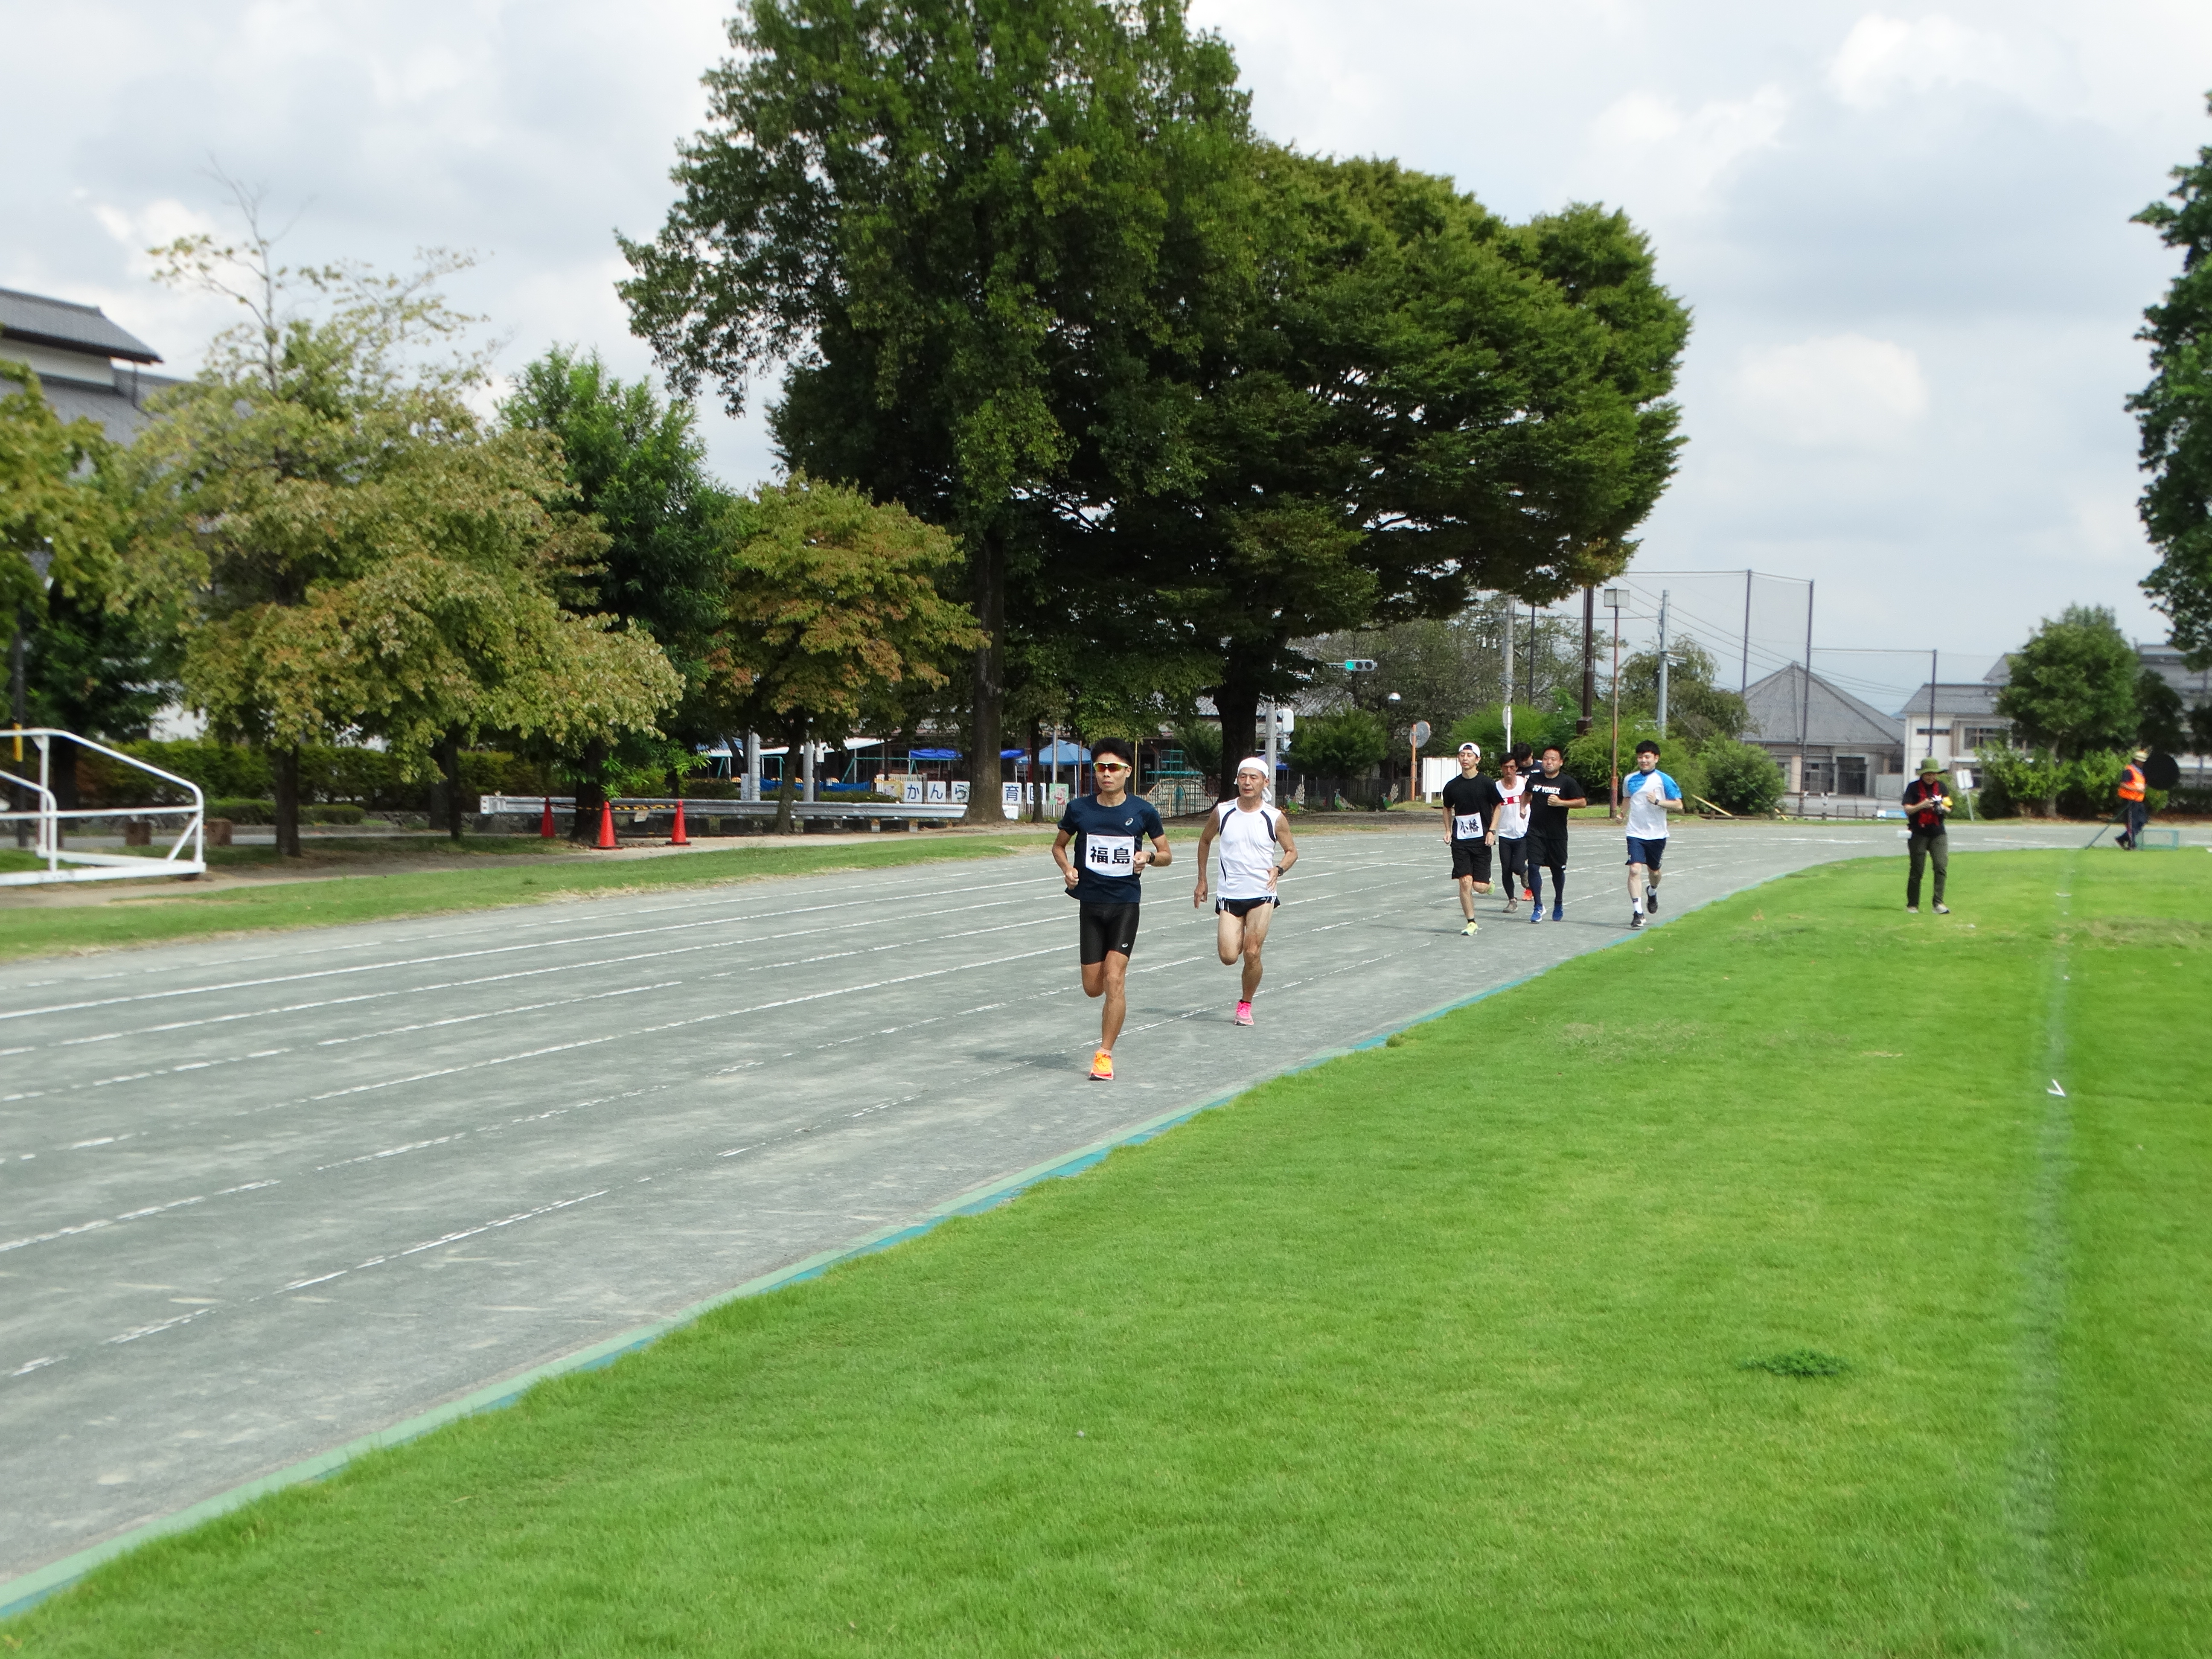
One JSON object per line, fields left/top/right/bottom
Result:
{"left": 0, "top": 730, "right": 207, "bottom": 885}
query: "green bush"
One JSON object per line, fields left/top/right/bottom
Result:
{"left": 205, "top": 798, "right": 276, "bottom": 825}
{"left": 308, "top": 803, "right": 366, "bottom": 825}
{"left": 76, "top": 741, "right": 542, "bottom": 812}
{"left": 1290, "top": 708, "right": 1390, "bottom": 781}
{"left": 1700, "top": 739, "right": 1786, "bottom": 816}
{"left": 1976, "top": 746, "right": 2133, "bottom": 820}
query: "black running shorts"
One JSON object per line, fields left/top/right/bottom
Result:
{"left": 1528, "top": 833, "right": 1569, "bottom": 872}
{"left": 1215, "top": 895, "right": 1279, "bottom": 917}
{"left": 1078, "top": 901, "right": 1142, "bottom": 963}
{"left": 1450, "top": 840, "right": 1493, "bottom": 882}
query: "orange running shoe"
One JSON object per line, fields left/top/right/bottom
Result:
{"left": 1089, "top": 1048, "right": 1114, "bottom": 1081}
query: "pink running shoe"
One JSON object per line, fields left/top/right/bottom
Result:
{"left": 1234, "top": 1000, "right": 1255, "bottom": 1026}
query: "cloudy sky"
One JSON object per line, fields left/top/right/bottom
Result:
{"left": 9, "top": 0, "right": 2211, "bottom": 708}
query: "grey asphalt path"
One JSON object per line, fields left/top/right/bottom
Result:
{"left": 0, "top": 818, "right": 2146, "bottom": 1579}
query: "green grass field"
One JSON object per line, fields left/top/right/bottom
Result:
{"left": 8, "top": 851, "right": 2207, "bottom": 1655}
{"left": 0, "top": 832, "right": 1054, "bottom": 963}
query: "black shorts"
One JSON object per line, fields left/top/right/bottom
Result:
{"left": 1215, "top": 895, "right": 1279, "bottom": 917}
{"left": 1450, "top": 840, "right": 1493, "bottom": 882}
{"left": 1078, "top": 902, "right": 1141, "bottom": 963}
{"left": 1528, "top": 835, "right": 1568, "bottom": 872}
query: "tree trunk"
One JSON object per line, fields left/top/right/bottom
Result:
{"left": 433, "top": 728, "right": 465, "bottom": 841}
{"left": 962, "top": 522, "right": 1008, "bottom": 825}
{"left": 571, "top": 739, "right": 608, "bottom": 843}
{"left": 1214, "top": 658, "right": 1261, "bottom": 804}
{"left": 273, "top": 744, "right": 303, "bottom": 858}
{"left": 774, "top": 771, "right": 799, "bottom": 835}
{"left": 1577, "top": 585, "right": 1596, "bottom": 736}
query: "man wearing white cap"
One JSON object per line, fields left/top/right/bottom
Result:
{"left": 1193, "top": 757, "right": 1299, "bottom": 1026}
{"left": 1438, "top": 740, "right": 1502, "bottom": 937}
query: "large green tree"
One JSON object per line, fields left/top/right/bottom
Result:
{"left": 501, "top": 347, "right": 729, "bottom": 832}
{"left": 3, "top": 362, "right": 134, "bottom": 815}
{"left": 2133, "top": 96, "right": 2212, "bottom": 665}
{"left": 1097, "top": 153, "right": 1689, "bottom": 792}
{"left": 127, "top": 211, "right": 680, "bottom": 853}
{"left": 619, "top": 0, "right": 1251, "bottom": 823}
{"left": 1995, "top": 604, "right": 2140, "bottom": 759}
{"left": 699, "top": 476, "right": 982, "bottom": 832}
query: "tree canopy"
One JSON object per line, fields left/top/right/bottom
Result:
{"left": 620, "top": 0, "right": 1252, "bottom": 821}
{"left": 500, "top": 347, "right": 730, "bottom": 824}
{"left": 2133, "top": 96, "right": 2212, "bottom": 667}
{"left": 698, "top": 476, "right": 982, "bottom": 830}
{"left": 125, "top": 212, "right": 680, "bottom": 853}
{"left": 1994, "top": 604, "right": 2140, "bottom": 760}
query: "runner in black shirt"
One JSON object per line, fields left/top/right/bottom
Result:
{"left": 1438, "top": 741, "right": 1502, "bottom": 937}
{"left": 1523, "top": 742, "right": 1586, "bottom": 924}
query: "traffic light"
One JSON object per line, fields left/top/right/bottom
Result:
{"left": 1339, "top": 658, "right": 1377, "bottom": 671}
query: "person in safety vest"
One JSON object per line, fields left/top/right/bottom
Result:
{"left": 2117, "top": 747, "right": 2150, "bottom": 850}
{"left": 1901, "top": 757, "right": 1953, "bottom": 914}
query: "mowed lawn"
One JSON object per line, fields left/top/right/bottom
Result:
{"left": 9, "top": 851, "right": 2207, "bottom": 1655}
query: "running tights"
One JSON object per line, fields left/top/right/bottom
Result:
{"left": 1527, "top": 859, "right": 1566, "bottom": 908}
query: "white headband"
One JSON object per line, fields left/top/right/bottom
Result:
{"left": 1236, "top": 756, "right": 1269, "bottom": 776}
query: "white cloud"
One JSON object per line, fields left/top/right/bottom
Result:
{"left": 1828, "top": 12, "right": 2068, "bottom": 112}
{"left": 1734, "top": 334, "right": 1931, "bottom": 447}
{"left": 1587, "top": 85, "right": 1788, "bottom": 217}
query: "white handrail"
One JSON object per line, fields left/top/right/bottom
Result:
{"left": 0, "top": 729, "right": 207, "bottom": 886}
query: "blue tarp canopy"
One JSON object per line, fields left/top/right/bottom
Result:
{"left": 1037, "top": 740, "right": 1089, "bottom": 765}
{"left": 907, "top": 747, "right": 960, "bottom": 759}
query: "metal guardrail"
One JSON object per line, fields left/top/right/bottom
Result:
{"left": 0, "top": 729, "right": 207, "bottom": 886}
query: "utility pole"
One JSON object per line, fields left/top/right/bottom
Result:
{"left": 801, "top": 723, "right": 816, "bottom": 803}
{"left": 1262, "top": 698, "right": 1278, "bottom": 802}
{"left": 1501, "top": 602, "right": 1514, "bottom": 754}
{"left": 1577, "top": 585, "right": 1595, "bottom": 736}
{"left": 1656, "top": 589, "right": 1671, "bottom": 738}
{"left": 1926, "top": 650, "right": 1939, "bottom": 760}
{"left": 1796, "top": 582, "right": 1814, "bottom": 815}
{"left": 1604, "top": 588, "right": 1625, "bottom": 818}
{"left": 1740, "top": 568, "right": 1753, "bottom": 695}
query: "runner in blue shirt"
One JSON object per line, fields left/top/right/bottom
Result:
{"left": 1621, "top": 737, "right": 1682, "bottom": 930}
{"left": 1052, "top": 736, "right": 1170, "bottom": 1080}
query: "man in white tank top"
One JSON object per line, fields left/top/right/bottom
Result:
{"left": 1192, "top": 756, "right": 1300, "bottom": 1026}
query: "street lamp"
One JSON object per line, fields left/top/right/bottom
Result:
{"left": 1602, "top": 587, "right": 1626, "bottom": 819}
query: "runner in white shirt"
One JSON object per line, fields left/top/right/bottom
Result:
{"left": 1622, "top": 737, "right": 1682, "bottom": 930}
{"left": 1493, "top": 745, "right": 1533, "bottom": 914}
{"left": 1193, "top": 757, "right": 1300, "bottom": 1026}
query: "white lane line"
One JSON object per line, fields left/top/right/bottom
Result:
{"left": 317, "top": 1133, "right": 469, "bottom": 1172}
{"left": 4, "top": 873, "right": 1057, "bottom": 1024}
{"left": 14, "top": 892, "right": 1043, "bottom": 1051}
{"left": 279, "top": 1187, "right": 611, "bottom": 1293}
{"left": 105, "top": 1308, "right": 212, "bottom": 1345}
{"left": 297, "top": 944, "right": 1070, "bottom": 1105}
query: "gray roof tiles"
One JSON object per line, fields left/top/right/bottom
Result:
{"left": 1741, "top": 664, "right": 1902, "bottom": 749}
{"left": 1896, "top": 683, "right": 2007, "bottom": 720}
{"left": 0, "top": 287, "right": 161, "bottom": 364}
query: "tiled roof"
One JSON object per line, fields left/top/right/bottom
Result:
{"left": 1742, "top": 664, "right": 1901, "bottom": 748}
{"left": 0, "top": 287, "right": 161, "bottom": 364}
{"left": 1896, "top": 683, "right": 2006, "bottom": 720}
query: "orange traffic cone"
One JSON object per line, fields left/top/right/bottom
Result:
{"left": 669, "top": 800, "right": 690, "bottom": 845}
{"left": 595, "top": 801, "right": 617, "bottom": 849}
{"left": 539, "top": 796, "right": 555, "bottom": 838}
